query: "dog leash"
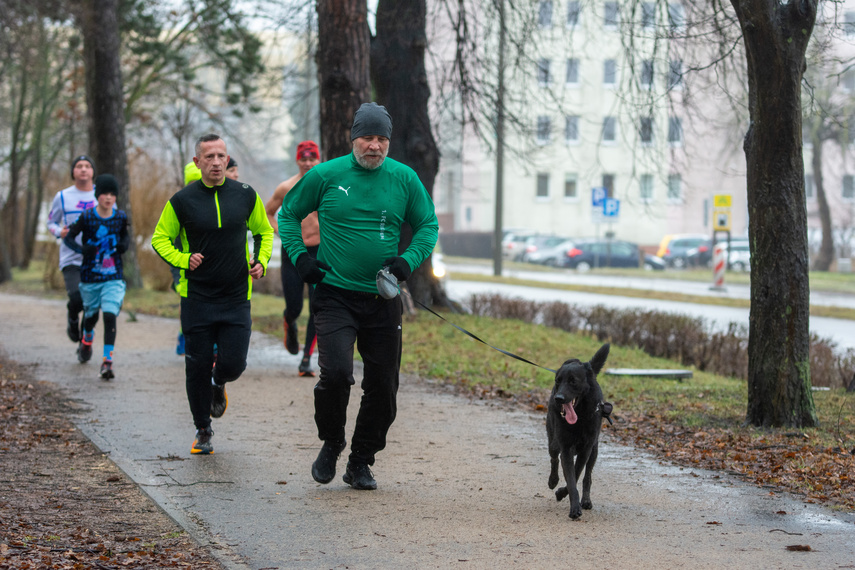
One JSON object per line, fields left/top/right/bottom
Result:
{"left": 378, "top": 270, "right": 557, "bottom": 374}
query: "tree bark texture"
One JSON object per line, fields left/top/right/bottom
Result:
{"left": 732, "top": 0, "right": 818, "bottom": 427}
{"left": 316, "top": 0, "right": 371, "bottom": 161}
{"left": 78, "top": 0, "right": 141, "bottom": 287}
{"left": 809, "top": 141, "right": 834, "bottom": 270}
{"left": 372, "top": 0, "right": 447, "bottom": 308}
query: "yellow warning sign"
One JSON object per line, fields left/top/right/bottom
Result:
{"left": 713, "top": 209, "right": 731, "bottom": 231}
{"left": 714, "top": 194, "right": 732, "bottom": 208}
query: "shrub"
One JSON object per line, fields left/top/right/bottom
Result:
{"left": 466, "top": 293, "right": 852, "bottom": 388}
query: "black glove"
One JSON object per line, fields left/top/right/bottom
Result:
{"left": 296, "top": 253, "right": 331, "bottom": 284}
{"left": 82, "top": 243, "right": 98, "bottom": 257}
{"left": 382, "top": 257, "right": 412, "bottom": 282}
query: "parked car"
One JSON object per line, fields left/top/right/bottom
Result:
{"left": 561, "top": 239, "right": 665, "bottom": 271}
{"left": 721, "top": 241, "right": 751, "bottom": 272}
{"left": 659, "top": 234, "right": 711, "bottom": 268}
{"left": 501, "top": 230, "right": 537, "bottom": 260}
{"left": 687, "top": 237, "right": 748, "bottom": 268}
{"left": 525, "top": 238, "right": 577, "bottom": 266}
{"left": 519, "top": 235, "right": 567, "bottom": 262}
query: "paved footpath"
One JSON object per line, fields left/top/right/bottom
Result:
{"left": 1, "top": 293, "right": 853, "bottom": 570}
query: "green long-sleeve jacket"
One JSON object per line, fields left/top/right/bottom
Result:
{"left": 278, "top": 153, "right": 439, "bottom": 293}
{"left": 152, "top": 178, "right": 273, "bottom": 303}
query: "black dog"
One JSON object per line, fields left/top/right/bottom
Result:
{"left": 547, "top": 343, "right": 611, "bottom": 519}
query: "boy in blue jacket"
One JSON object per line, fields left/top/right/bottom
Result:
{"left": 64, "top": 174, "right": 130, "bottom": 380}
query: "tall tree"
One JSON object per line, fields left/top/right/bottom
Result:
{"left": 372, "top": 0, "right": 446, "bottom": 307}
{"left": 316, "top": 0, "right": 370, "bottom": 160}
{"left": 75, "top": 0, "right": 141, "bottom": 287}
{"left": 731, "top": 0, "right": 818, "bottom": 427}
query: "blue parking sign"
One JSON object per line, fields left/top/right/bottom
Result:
{"left": 603, "top": 197, "right": 620, "bottom": 218}
{"left": 592, "top": 187, "right": 607, "bottom": 208}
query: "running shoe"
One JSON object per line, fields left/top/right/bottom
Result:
{"left": 284, "top": 318, "right": 299, "bottom": 355}
{"left": 191, "top": 427, "right": 214, "bottom": 455}
{"left": 311, "top": 440, "right": 346, "bottom": 484}
{"left": 211, "top": 382, "right": 228, "bottom": 418}
{"left": 298, "top": 356, "right": 315, "bottom": 377}
{"left": 99, "top": 360, "right": 114, "bottom": 380}
{"left": 176, "top": 332, "right": 185, "bottom": 356}
{"left": 67, "top": 318, "right": 81, "bottom": 343}
{"left": 77, "top": 339, "right": 93, "bottom": 363}
{"left": 343, "top": 461, "right": 377, "bottom": 490}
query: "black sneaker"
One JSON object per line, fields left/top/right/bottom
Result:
{"left": 77, "top": 340, "right": 93, "bottom": 363}
{"left": 191, "top": 427, "right": 214, "bottom": 455}
{"left": 343, "top": 461, "right": 377, "bottom": 490}
{"left": 298, "top": 356, "right": 314, "bottom": 377}
{"left": 67, "top": 318, "right": 81, "bottom": 343}
{"left": 311, "top": 440, "right": 346, "bottom": 484}
{"left": 99, "top": 360, "right": 114, "bottom": 380}
{"left": 284, "top": 318, "right": 299, "bottom": 355}
{"left": 211, "top": 382, "right": 228, "bottom": 418}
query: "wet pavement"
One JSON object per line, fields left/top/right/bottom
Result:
{"left": 1, "top": 293, "right": 854, "bottom": 569}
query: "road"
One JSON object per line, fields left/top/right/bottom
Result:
{"left": 445, "top": 263, "right": 855, "bottom": 351}
{"left": 1, "top": 292, "right": 854, "bottom": 570}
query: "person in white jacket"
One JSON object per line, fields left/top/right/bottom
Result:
{"left": 47, "top": 155, "right": 96, "bottom": 342}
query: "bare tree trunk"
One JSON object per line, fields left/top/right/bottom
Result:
{"left": 77, "top": 0, "right": 142, "bottom": 288}
{"left": 733, "top": 0, "right": 818, "bottom": 427}
{"left": 316, "top": 0, "right": 370, "bottom": 161}
{"left": 810, "top": 140, "right": 834, "bottom": 271}
{"left": 372, "top": 0, "right": 448, "bottom": 308}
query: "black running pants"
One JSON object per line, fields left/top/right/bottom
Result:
{"left": 312, "top": 283, "right": 402, "bottom": 466}
{"left": 281, "top": 245, "right": 318, "bottom": 348}
{"left": 180, "top": 297, "right": 251, "bottom": 430}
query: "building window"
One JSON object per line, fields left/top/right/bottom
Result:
{"left": 539, "top": 1, "right": 554, "bottom": 28}
{"left": 640, "top": 174, "right": 654, "bottom": 201}
{"left": 641, "top": 60, "right": 654, "bottom": 88}
{"left": 564, "top": 173, "right": 579, "bottom": 199}
{"left": 667, "top": 173, "right": 682, "bottom": 200}
{"left": 640, "top": 117, "right": 654, "bottom": 144}
{"left": 669, "top": 3, "right": 685, "bottom": 34}
{"left": 536, "top": 173, "right": 550, "bottom": 198}
{"left": 602, "top": 116, "right": 617, "bottom": 143}
{"left": 537, "top": 115, "right": 552, "bottom": 144}
{"left": 846, "top": 12, "right": 855, "bottom": 36}
{"left": 565, "top": 115, "right": 580, "bottom": 144}
{"left": 668, "top": 60, "right": 683, "bottom": 89}
{"left": 805, "top": 174, "right": 814, "bottom": 200}
{"left": 602, "top": 174, "right": 615, "bottom": 197}
{"left": 567, "top": 1, "right": 580, "bottom": 27}
{"left": 537, "top": 58, "right": 551, "bottom": 86}
{"left": 642, "top": 2, "right": 656, "bottom": 29}
{"left": 668, "top": 116, "right": 683, "bottom": 145}
{"left": 604, "top": 59, "right": 617, "bottom": 86}
{"left": 844, "top": 175, "right": 855, "bottom": 200}
{"left": 566, "top": 58, "right": 580, "bottom": 85}
{"left": 604, "top": 2, "right": 619, "bottom": 28}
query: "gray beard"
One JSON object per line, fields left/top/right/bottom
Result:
{"left": 354, "top": 151, "right": 386, "bottom": 170}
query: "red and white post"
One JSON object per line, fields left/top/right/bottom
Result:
{"left": 710, "top": 243, "right": 726, "bottom": 291}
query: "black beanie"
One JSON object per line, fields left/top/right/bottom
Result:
{"left": 94, "top": 174, "right": 119, "bottom": 198}
{"left": 70, "top": 155, "right": 96, "bottom": 180}
{"left": 227, "top": 157, "right": 237, "bottom": 169}
{"left": 350, "top": 103, "right": 393, "bottom": 140}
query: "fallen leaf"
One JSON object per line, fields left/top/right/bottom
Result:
{"left": 785, "top": 545, "right": 812, "bottom": 552}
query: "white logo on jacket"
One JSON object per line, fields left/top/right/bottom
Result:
{"left": 338, "top": 186, "right": 350, "bottom": 196}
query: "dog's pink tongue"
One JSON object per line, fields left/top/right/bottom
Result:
{"left": 563, "top": 403, "right": 578, "bottom": 424}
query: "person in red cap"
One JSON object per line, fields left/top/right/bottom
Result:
{"left": 265, "top": 141, "right": 321, "bottom": 375}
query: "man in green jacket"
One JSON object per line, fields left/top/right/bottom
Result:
{"left": 152, "top": 134, "right": 273, "bottom": 455}
{"left": 279, "top": 103, "right": 439, "bottom": 490}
